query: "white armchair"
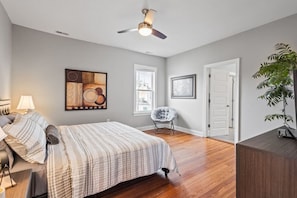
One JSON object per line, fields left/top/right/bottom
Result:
{"left": 151, "top": 107, "right": 177, "bottom": 134}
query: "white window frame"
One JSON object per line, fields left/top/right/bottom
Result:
{"left": 133, "top": 64, "right": 157, "bottom": 116}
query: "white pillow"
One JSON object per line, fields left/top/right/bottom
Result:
{"left": 0, "top": 127, "right": 7, "bottom": 141}
{"left": 3, "top": 114, "right": 46, "bottom": 164}
{"left": 23, "top": 111, "right": 49, "bottom": 131}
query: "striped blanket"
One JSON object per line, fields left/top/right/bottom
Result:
{"left": 47, "top": 122, "right": 178, "bottom": 198}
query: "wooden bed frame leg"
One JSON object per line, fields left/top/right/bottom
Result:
{"left": 162, "top": 168, "right": 169, "bottom": 178}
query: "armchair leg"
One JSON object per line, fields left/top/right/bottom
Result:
{"left": 170, "top": 121, "right": 175, "bottom": 135}
{"left": 152, "top": 121, "right": 175, "bottom": 135}
{"left": 153, "top": 121, "right": 159, "bottom": 132}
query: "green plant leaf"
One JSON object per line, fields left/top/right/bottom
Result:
{"left": 253, "top": 43, "right": 297, "bottom": 123}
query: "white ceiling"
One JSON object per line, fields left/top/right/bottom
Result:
{"left": 1, "top": 0, "right": 297, "bottom": 58}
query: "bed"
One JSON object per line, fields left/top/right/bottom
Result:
{"left": 0, "top": 101, "right": 178, "bottom": 198}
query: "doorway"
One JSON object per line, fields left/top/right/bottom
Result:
{"left": 202, "top": 58, "right": 240, "bottom": 144}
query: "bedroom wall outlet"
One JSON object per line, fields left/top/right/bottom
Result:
{"left": 106, "top": 118, "right": 110, "bottom": 122}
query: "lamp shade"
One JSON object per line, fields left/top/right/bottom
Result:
{"left": 17, "top": 96, "right": 35, "bottom": 110}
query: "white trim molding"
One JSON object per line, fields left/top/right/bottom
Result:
{"left": 136, "top": 125, "right": 155, "bottom": 131}
{"left": 175, "top": 126, "right": 204, "bottom": 137}
{"left": 202, "top": 58, "right": 240, "bottom": 143}
{"left": 133, "top": 64, "right": 157, "bottom": 116}
{"left": 137, "top": 124, "right": 203, "bottom": 137}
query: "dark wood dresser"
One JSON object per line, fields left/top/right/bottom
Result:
{"left": 236, "top": 128, "right": 297, "bottom": 198}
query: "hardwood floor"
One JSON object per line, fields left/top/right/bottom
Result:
{"left": 90, "top": 129, "right": 236, "bottom": 198}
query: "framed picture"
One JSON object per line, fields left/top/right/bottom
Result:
{"left": 171, "top": 74, "right": 196, "bottom": 99}
{"left": 65, "top": 69, "right": 107, "bottom": 110}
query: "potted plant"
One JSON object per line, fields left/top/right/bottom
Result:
{"left": 252, "top": 43, "right": 297, "bottom": 137}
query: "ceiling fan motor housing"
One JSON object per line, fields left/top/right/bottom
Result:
{"left": 138, "top": 22, "right": 152, "bottom": 36}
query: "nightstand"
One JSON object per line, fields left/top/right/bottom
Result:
{"left": 6, "top": 169, "right": 32, "bottom": 198}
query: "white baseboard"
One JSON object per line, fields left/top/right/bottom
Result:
{"left": 136, "top": 125, "right": 155, "bottom": 131}
{"left": 136, "top": 124, "right": 168, "bottom": 131}
{"left": 136, "top": 124, "right": 203, "bottom": 137}
{"left": 175, "top": 126, "right": 204, "bottom": 137}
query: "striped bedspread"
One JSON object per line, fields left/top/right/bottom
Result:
{"left": 47, "top": 122, "right": 178, "bottom": 198}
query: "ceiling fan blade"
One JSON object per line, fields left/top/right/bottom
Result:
{"left": 117, "top": 28, "right": 137, "bottom": 34}
{"left": 152, "top": 29, "right": 167, "bottom": 39}
{"left": 144, "top": 9, "right": 155, "bottom": 25}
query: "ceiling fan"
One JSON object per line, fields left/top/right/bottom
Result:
{"left": 117, "top": 8, "right": 167, "bottom": 39}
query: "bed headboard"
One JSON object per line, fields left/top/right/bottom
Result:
{"left": 0, "top": 99, "right": 11, "bottom": 115}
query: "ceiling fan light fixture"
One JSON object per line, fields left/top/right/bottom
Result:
{"left": 138, "top": 22, "right": 152, "bottom": 36}
{"left": 118, "top": 8, "right": 166, "bottom": 39}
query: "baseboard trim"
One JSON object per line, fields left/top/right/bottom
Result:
{"left": 136, "top": 125, "right": 155, "bottom": 131}
{"left": 175, "top": 126, "right": 204, "bottom": 137}
{"left": 136, "top": 124, "right": 203, "bottom": 137}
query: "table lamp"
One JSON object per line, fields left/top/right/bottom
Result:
{"left": 16, "top": 96, "right": 35, "bottom": 114}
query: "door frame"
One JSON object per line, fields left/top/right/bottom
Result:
{"left": 202, "top": 58, "right": 240, "bottom": 143}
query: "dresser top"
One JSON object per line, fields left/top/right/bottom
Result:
{"left": 237, "top": 127, "right": 297, "bottom": 159}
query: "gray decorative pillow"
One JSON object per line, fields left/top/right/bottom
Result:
{"left": 0, "top": 116, "right": 11, "bottom": 127}
{"left": 45, "top": 125, "right": 59, "bottom": 145}
{"left": 0, "top": 140, "right": 14, "bottom": 169}
{"left": 6, "top": 113, "right": 18, "bottom": 123}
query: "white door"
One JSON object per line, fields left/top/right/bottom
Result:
{"left": 209, "top": 68, "right": 229, "bottom": 136}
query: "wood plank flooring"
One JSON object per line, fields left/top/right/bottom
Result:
{"left": 90, "top": 129, "right": 236, "bottom": 198}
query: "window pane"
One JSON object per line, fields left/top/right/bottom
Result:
{"left": 136, "top": 90, "right": 153, "bottom": 111}
{"left": 136, "top": 71, "right": 153, "bottom": 90}
{"left": 134, "top": 65, "right": 156, "bottom": 114}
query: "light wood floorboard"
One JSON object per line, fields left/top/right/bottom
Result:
{"left": 89, "top": 129, "right": 236, "bottom": 198}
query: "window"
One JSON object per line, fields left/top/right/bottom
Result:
{"left": 134, "top": 64, "right": 157, "bottom": 115}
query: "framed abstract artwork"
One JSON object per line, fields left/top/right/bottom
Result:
{"left": 65, "top": 69, "right": 107, "bottom": 110}
{"left": 171, "top": 74, "right": 196, "bottom": 99}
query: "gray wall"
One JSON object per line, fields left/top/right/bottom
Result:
{"left": 5, "top": 3, "right": 297, "bottom": 138}
{"left": 0, "top": 2, "right": 11, "bottom": 99}
{"left": 167, "top": 14, "right": 297, "bottom": 140}
{"left": 11, "top": 26, "right": 166, "bottom": 127}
